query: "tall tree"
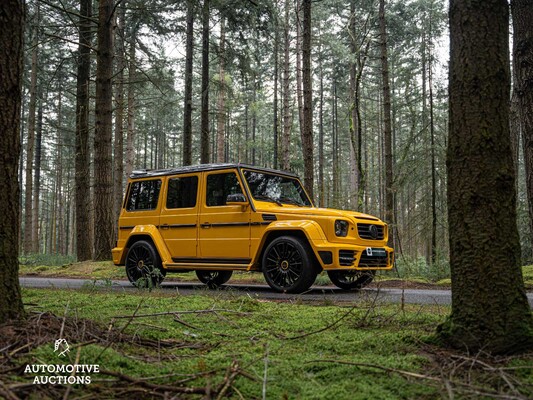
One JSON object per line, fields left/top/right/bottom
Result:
{"left": 32, "top": 100, "right": 43, "bottom": 252}
{"left": 200, "top": 0, "right": 210, "bottom": 164}
{"left": 94, "top": 0, "right": 115, "bottom": 260}
{"left": 439, "top": 0, "right": 533, "bottom": 354}
{"left": 281, "top": 0, "right": 291, "bottom": 171}
{"left": 0, "top": 0, "right": 25, "bottom": 323}
{"left": 114, "top": 4, "right": 125, "bottom": 230}
{"left": 512, "top": 0, "right": 533, "bottom": 253}
{"left": 182, "top": 0, "right": 194, "bottom": 165}
{"left": 301, "top": 0, "right": 314, "bottom": 199}
{"left": 379, "top": 0, "right": 394, "bottom": 244}
{"left": 216, "top": 16, "right": 226, "bottom": 163}
{"left": 125, "top": 25, "right": 136, "bottom": 177}
{"left": 75, "top": 0, "right": 93, "bottom": 261}
{"left": 23, "top": 4, "right": 39, "bottom": 254}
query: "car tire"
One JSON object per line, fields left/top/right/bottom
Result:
{"left": 196, "top": 270, "right": 233, "bottom": 289}
{"left": 262, "top": 236, "right": 317, "bottom": 293}
{"left": 125, "top": 240, "right": 166, "bottom": 288}
{"left": 327, "top": 270, "right": 375, "bottom": 290}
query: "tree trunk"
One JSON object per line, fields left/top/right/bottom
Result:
{"left": 75, "top": 0, "right": 93, "bottom": 261}
{"left": 301, "top": 0, "right": 314, "bottom": 200}
{"left": 216, "top": 16, "right": 226, "bottom": 163}
{"left": 125, "top": 26, "right": 136, "bottom": 177}
{"left": 114, "top": 4, "right": 125, "bottom": 234}
{"left": 318, "top": 37, "right": 324, "bottom": 207}
{"left": 32, "top": 100, "right": 43, "bottom": 252}
{"left": 23, "top": 4, "right": 39, "bottom": 254}
{"left": 379, "top": 0, "right": 394, "bottom": 245}
{"left": 273, "top": 18, "right": 279, "bottom": 170}
{"left": 439, "top": 0, "right": 533, "bottom": 354}
{"left": 0, "top": 0, "right": 25, "bottom": 323}
{"left": 281, "top": 0, "right": 291, "bottom": 171}
{"left": 94, "top": 0, "right": 115, "bottom": 261}
{"left": 182, "top": 0, "right": 194, "bottom": 166}
{"left": 512, "top": 0, "right": 533, "bottom": 258}
{"left": 200, "top": 0, "right": 210, "bottom": 164}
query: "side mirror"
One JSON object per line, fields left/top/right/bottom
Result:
{"left": 226, "top": 193, "right": 248, "bottom": 205}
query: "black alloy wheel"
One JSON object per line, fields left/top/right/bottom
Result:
{"left": 262, "top": 236, "right": 317, "bottom": 293}
{"left": 125, "top": 240, "right": 166, "bottom": 288}
{"left": 327, "top": 270, "right": 375, "bottom": 290}
{"left": 196, "top": 270, "right": 233, "bottom": 289}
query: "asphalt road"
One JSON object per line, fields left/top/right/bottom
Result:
{"left": 19, "top": 276, "right": 533, "bottom": 307}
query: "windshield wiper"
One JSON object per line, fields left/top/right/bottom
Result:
{"left": 279, "top": 197, "right": 303, "bottom": 207}
{"left": 254, "top": 195, "right": 283, "bottom": 206}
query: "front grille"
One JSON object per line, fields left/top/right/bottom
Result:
{"left": 357, "top": 223, "right": 384, "bottom": 240}
{"left": 339, "top": 250, "right": 356, "bottom": 266}
{"left": 359, "top": 248, "right": 388, "bottom": 267}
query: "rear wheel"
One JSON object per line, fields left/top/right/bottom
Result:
{"left": 125, "top": 240, "right": 166, "bottom": 288}
{"left": 327, "top": 270, "right": 375, "bottom": 290}
{"left": 196, "top": 270, "right": 233, "bottom": 289}
{"left": 262, "top": 236, "right": 317, "bottom": 293}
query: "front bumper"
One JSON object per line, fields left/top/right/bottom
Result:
{"left": 313, "top": 244, "right": 394, "bottom": 271}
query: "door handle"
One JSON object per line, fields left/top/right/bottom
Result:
{"left": 161, "top": 224, "right": 169, "bottom": 230}
{"left": 201, "top": 222, "right": 211, "bottom": 229}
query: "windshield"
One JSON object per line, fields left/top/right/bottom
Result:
{"left": 243, "top": 170, "right": 312, "bottom": 207}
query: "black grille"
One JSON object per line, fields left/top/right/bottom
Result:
{"left": 359, "top": 248, "right": 388, "bottom": 267}
{"left": 339, "top": 250, "right": 356, "bottom": 266}
{"left": 357, "top": 223, "right": 384, "bottom": 240}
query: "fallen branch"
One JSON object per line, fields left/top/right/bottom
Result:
{"left": 113, "top": 308, "right": 251, "bottom": 319}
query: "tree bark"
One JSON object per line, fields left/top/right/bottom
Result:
{"left": 0, "top": 0, "right": 25, "bottom": 323}
{"left": 23, "top": 4, "right": 39, "bottom": 254}
{"left": 301, "top": 0, "right": 314, "bottom": 200}
{"left": 114, "top": 4, "right": 125, "bottom": 234}
{"left": 439, "top": 0, "right": 533, "bottom": 354}
{"left": 281, "top": 0, "right": 291, "bottom": 171}
{"left": 379, "top": 0, "right": 394, "bottom": 245}
{"left": 125, "top": 26, "right": 136, "bottom": 177}
{"left": 182, "top": 0, "right": 194, "bottom": 166}
{"left": 200, "top": 0, "right": 210, "bottom": 164}
{"left": 273, "top": 17, "right": 279, "bottom": 170}
{"left": 512, "top": 0, "right": 533, "bottom": 258}
{"left": 32, "top": 100, "right": 43, "bottom": 252}
{"left": 75, "top": 0, "right": 92, "bottom": 261}
{"left": 216, "top": 16, "right": 226, "bottom": 163}
{"left": 94, "top": 0, "right": 115, "bottom": 261}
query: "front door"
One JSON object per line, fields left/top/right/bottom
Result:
{"left": 198, "top": 170, "right": 251, "bottom": 263}
{"left": 159, "top": 174, "right": 199, "bottom": 259}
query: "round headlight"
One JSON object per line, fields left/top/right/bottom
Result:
{"left": 335, "top": 220, "right": 348, "bottom": 237}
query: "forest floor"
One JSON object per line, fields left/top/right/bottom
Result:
{"left": 18, "top": 261, "right": 533, "bottom": 291}
{"left": 1, "top": 287, "right": 532, "bottom": 399}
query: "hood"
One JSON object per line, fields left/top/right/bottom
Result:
{"left": 255, "top": 204, "right": 382, "bottom": 222}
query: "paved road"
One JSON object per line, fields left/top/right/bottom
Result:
{"left": 20, "top": 277, "right": 533, "bottom": 307}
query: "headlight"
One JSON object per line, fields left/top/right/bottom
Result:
{"left": 335, "top": 220, "right": 349, "bottom": 237}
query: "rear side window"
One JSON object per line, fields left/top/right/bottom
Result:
{"left": 167, "top": 176, "right": 198, "bottom": 209}
{"left": 126, "top": 180, "right": 161, "bottom": 211}
{"left": 206, "top": 172, "right": 244, "bottom": 206}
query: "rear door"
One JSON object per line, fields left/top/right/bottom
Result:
{"left": 198, "top": 169, "right": 251, "bottom": 263}
{"left": 159, "top": 174, "right": 200, "bottom": 259}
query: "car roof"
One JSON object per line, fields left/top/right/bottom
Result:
{"left": 129, "top": 163, "right": 299, "bottom": 179}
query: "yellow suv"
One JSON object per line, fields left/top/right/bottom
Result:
{"left": 113, "top": 164, "right": 393, "bottom": 293}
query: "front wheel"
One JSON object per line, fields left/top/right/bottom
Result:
{"left": 262, "top": 236, "right": 317, "bottom": 293}
{"left": 327, "top": 270, "right": 375, "bottom": 290}
{"left": 125, "top": 240, "right": 166, "bottom": 288}
{"left": 196, "top": 270, "right": 233, "bottom": 289}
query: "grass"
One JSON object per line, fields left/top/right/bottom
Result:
{"left": 2, "top": 288, "right": 532, "bottom": 399}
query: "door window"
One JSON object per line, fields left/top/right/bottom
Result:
{"left": 167, "top": 176, "right": 198, "bottom": 209}
{"left": 206, "top": 172, "right": 244, "bottom": 206}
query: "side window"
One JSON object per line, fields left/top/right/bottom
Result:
{"left": 126, "top": 180, "right": 162, "bottom": 211}
{"left": 167, "top": 176, "right": 198, "bottom": 209}
{"left": 206, "top": 172, "right": 244, "bottom": 206}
